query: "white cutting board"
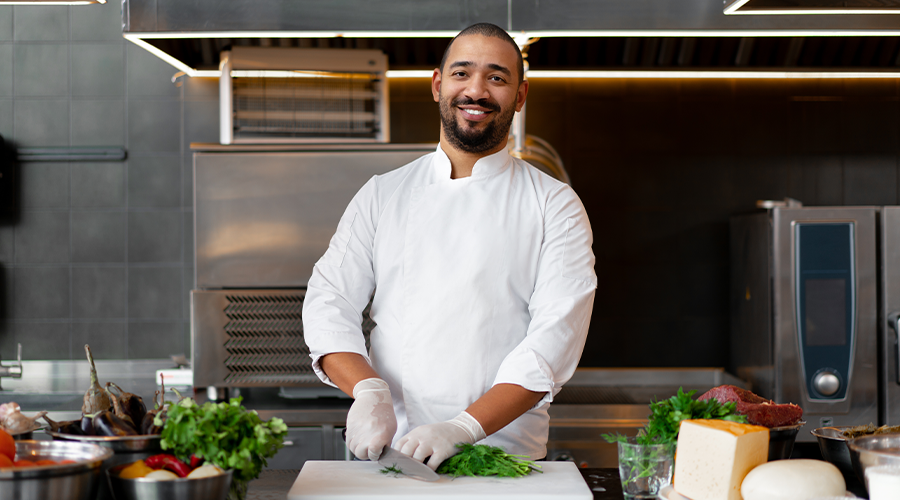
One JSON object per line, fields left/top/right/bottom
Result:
{"left": 287, "top": 461, "right": 593, "bottom": 500}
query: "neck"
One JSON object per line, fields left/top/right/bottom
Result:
{"left": 439, "top": 127, "right": 507, "bottom": 179}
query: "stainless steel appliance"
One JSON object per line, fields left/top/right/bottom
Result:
{"left": 191, "top": 144, "right": 434, "bottom": 392}
{"left": 731, "top": 205, "right": 900, "bottom": 441}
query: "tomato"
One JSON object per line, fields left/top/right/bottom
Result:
{"left": 0, "top": 454, "right": 12, "bottom": 468}
{"left": 0, "top": 429, "right": 14, "bottom": 462}
{"left": 13, "top": 459, "right": 36, "bottom": 467}
{"left": 34, "top": 459, "right": 58, "bottom": 466}
{"left": 58, "top": 460, "right": 76, "bottom": 465}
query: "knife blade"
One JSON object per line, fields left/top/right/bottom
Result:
{"left": 377, "top": 446, "right": 440, "bottom": 482}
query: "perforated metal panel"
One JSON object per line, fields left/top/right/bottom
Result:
{"left": 232, "top": 76, "right": 382, "bottom": 142}
{"left": 192, "top": 289, "right": 374, "bottom": 388}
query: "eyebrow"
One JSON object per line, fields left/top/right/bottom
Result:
{"left": 448, "top": 61, "right": 512, "bottom": 78}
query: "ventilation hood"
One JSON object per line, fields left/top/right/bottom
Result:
{"left": 122, "top": 0, "right": 900, "bottom": 78}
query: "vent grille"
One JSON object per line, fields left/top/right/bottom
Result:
{"left": 232, "top": 76, "right": 381, "bottom": 141}
{"left": 221, "top": 292, "right": 374, "bottom": 385}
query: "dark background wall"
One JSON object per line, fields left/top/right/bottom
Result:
{"left": 392, "top": 77, "right": 900, "bottom": 368}
{"left": 1, "top": 3, "right": 898, "bottom": 367}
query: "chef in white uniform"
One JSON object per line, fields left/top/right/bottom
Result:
{"left": 302, "top": 22, "right": 596, "bottom": 470}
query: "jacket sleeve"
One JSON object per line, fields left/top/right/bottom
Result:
{"left": 491, "top": 183, "right": 597, "bottom": 406}
{"left": 302, "top": 176, "right": 380, "bottom": 388}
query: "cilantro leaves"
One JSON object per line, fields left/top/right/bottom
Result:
{"left": 158, "top": 397, "right": 288, "bottom": 483}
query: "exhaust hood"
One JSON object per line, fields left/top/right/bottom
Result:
{"left": 122, "top": 0, "right": 900, "bottom": 79}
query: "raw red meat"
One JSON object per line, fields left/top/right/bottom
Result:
{"left": 698, "top": 385, "right": 803, "bottom": 428}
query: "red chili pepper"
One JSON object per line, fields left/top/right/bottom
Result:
{"left": 145, "top": 453, "right": 192, "bottom": 478}
{"left": 189, "top": 454, "right": 204, "bottom": 469}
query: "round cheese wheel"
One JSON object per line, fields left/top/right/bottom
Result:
{"left": 741, "top": 459, "right": 845, "bottom": 500}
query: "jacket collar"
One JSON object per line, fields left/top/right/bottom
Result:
{"left": 433, "top": 143, "right": 511, "bottom": 180}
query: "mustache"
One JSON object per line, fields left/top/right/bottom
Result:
{"left": 452, "top": 97, "right": 501, "bottom": 112}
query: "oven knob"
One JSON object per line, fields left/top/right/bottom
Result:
{"left": 813, "top": 371, "right": 841, "bottom": 397}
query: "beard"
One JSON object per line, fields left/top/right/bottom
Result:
{"left": 439, "top": 94, "right": 517, "bottom": 154}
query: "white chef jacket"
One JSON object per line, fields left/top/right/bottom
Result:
{"left": 303, "top": 144, "right": 596, "bottom": 459}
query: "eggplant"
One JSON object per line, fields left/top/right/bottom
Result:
{"left": 42, "top": 415, "right": 85, "bottom": 435}
{"left": 82, "top": 344, "right": 111, "bottom": 414}
{"left": 140, "top": 390, "right": 164, "bottom": 435}
{"left": 93, "top": 410, "right": 138, "bottom": 437}
{"left": 107, "top": 382, "right": 147, "bottom": 427}
{"left": 81, "top": 413, "right": 96, "bottom": 435}
{"left": 107, "top": 388, "right": 138, "bottom": 432}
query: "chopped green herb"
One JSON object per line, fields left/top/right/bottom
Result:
{"left": 436, "top": 443, "right": 542, "bottom": 478}
{"left": 380, "top": 464, "right": 403, "bottom": 475}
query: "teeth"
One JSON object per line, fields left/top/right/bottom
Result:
{"left": 464, "top": 109, "right": 485, "bottom": 115}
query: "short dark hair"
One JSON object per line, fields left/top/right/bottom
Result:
{"left": 439, "top": 23, "right": 524, "bottom": 85}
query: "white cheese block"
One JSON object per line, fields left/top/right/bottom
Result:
{"left": 741, "top": 459, "right": 845, "bottom": 500}
{"left": 673, "top": 419, "right": 769, "bottom": 500}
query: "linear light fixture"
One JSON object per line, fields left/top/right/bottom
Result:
{"left": 124, "top": 31, "right": 900, "bottom": 81}
{"left": 725, "top": 0, "right": 900, "bottom": 15}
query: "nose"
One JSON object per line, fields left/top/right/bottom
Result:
{"left": 463, "top": 77, "right": 490, "bottom": 101}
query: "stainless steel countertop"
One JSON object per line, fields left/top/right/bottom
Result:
{"left": 1, "top": 365, "right": 740, "bottom": 427}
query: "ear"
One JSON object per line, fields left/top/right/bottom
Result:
{"left": 431, "top": 68, "right": 442, "bottom": 103}
{"left": 514, "top": 79, "right": 529, "bottom": 113}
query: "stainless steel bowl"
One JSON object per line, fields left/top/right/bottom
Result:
{"left": 847, "top": 433, "right": 900, "bottom": 495}
{"left": 48, "top": 432, "right": 162, "bottom": 500}
{"left": 0, "top": 439, "right": 114, "bottom": 500}
{"left": 811, "top": 426, "right": 856, "bottom": 478}
{"left": 106, "top": 463, "right": 233, "bottom": 500}
{"left": 768, "top": 421, "right": 805, "bottom": 461}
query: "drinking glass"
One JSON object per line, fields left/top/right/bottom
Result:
{"left": 616, "top": 437, "right": 675, "bottom": 499}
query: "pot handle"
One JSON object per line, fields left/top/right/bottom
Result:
{"left": 891, "top": 313, "right": 900, "bottom": 384}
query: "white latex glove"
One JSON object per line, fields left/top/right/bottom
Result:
{"left": 396, "top": 411, "right": 487, "bottom": 471}
{"left": 345, "top": 378, "right": 398, "bottom": 461}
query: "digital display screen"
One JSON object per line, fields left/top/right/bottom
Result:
{"left": 804, "top": 278, "right": 847, "bottom": 347}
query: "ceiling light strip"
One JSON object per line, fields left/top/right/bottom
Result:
{"left": 727, "top": 9, "right": 900, "bottom": 14}
{"left": 124, "top": 35, "right": 198, "bottom": 76}
{"left": 388, "top": 69, "right": 900, "bottom": 79}
{"left": 170, "top": 69, "right": 900, "bottom": 80}
{"left": 125, "top": 29, "right": 900, "bottom": 41}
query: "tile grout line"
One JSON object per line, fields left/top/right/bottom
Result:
{"left": 68, "top": 5, "right": 73, "bottom": 360}
{"left": 123, "top": 36, "right": 129, "bottom": 360}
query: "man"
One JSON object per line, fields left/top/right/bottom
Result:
{"left": 302, "top": 22, "right": 596, "bottom": 470}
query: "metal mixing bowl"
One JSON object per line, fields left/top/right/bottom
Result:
{"left": 106, "top": 463, "right": 233, "bottom": 500}
{"left": 0, "top": 439, "right": 114, "bottom": 500}
{"left": 48, "top": 432, "right": 162, "bottom": 500}
{"left": 847, "top": 433, "right": 900, "bottom": 495}
{"left": 811, "top": 426, "right": 856, "bottom": 478}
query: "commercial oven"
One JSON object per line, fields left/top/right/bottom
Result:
{"left": 731, "top": 205, "right": 900, "bottom": 441}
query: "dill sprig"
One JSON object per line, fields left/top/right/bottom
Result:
{"left": 436, "top": 443, "right": 542, "bottom": 478}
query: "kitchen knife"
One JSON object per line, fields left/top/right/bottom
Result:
{"left": 340, "top": 428, "right": 440, "bottom": 482}
{"left": 377, "top": 446, "right": 440, "bottom": 482}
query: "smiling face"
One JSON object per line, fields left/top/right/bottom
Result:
{"left": 432, "top": 34, "right": 528, "bottom": 156}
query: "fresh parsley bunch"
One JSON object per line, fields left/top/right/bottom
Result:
{"left": 436, "top": 443, "right": 542, "bottom": 478}
{"left": 157, "top": 397, "right": 288, "bottom": 483}
{"left": 603, "top": 387, "right": 748, "bottom": 446}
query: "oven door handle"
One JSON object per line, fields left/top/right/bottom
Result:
{"left": 891, "top": 312, "right": 900, "bottom": 384}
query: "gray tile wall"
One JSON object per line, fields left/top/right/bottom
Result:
{"left": 0, "top": 3, "right": 207, "bottom": 360}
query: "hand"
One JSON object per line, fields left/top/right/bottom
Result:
{"left": 396, "top": 411, "right": 487, "bottom": 471}
{"left": 345, "top": 378, "right": 397, "bottom": 461}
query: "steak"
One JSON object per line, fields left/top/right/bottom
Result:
{"left": 697, "top": 385, "right": 803, "bottom": 428}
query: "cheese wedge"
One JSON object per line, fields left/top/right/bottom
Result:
{"left": 673, "top": 419, "right": 769, "bottom": 500}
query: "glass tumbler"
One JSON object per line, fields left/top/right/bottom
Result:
{"left": 616, "top": 437, "right": 675, "bottom": 499}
